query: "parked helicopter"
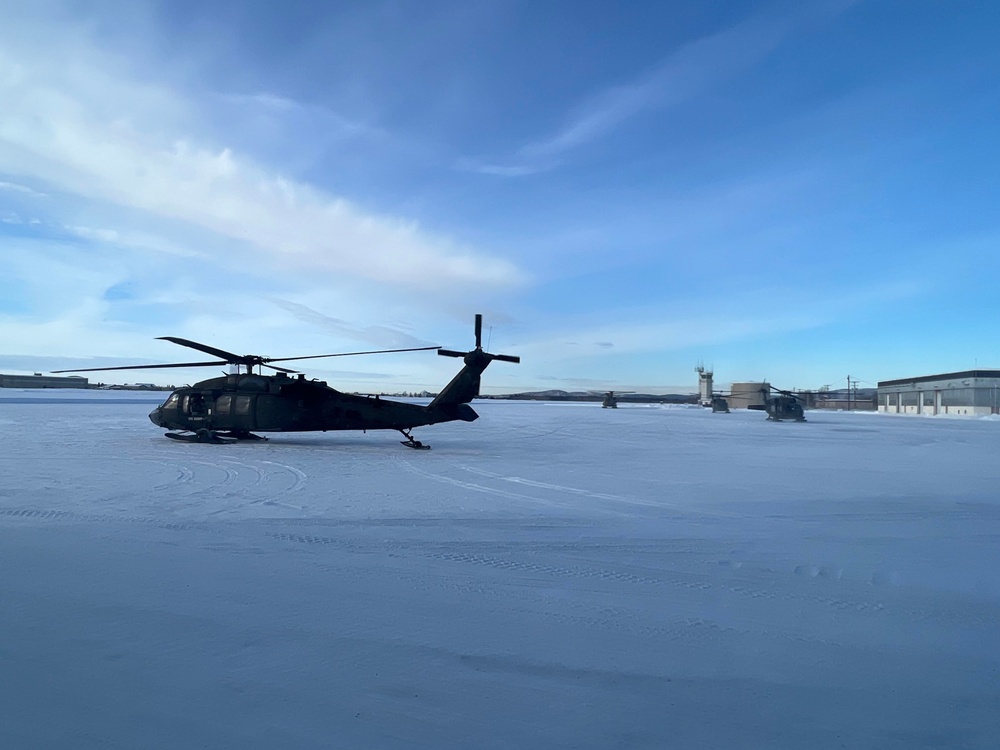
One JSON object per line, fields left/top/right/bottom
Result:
{"left": 709, "top": 395, "right": 730, "bottom": 413}
{"left": 52, "top": 314, "right": 519, "bottom": 448}
{"left": 749, "top": 385, "right": 807, "bottom": 422}
{"left": 597, "top": 391, "right": 635, "bottom": 409}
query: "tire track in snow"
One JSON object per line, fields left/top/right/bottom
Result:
{"left": 246, "top": 460, "right": 306, "bottom": 509}
{"left": 151, "top": 461, "right": 194, "bottom": 491}
{"left": 6, "top": 499, "right": 995, "bottom": 632}
{"left": 196, "top": 460, "right": 239, "bottom": 486}
{"left": 390, "top": 454, "right": 555, "bottom": 506}
{"left": 411, "top": 542, "right": 1000, "bottom": 632}
{"left": 202, "top": 458, "right": 305, "bottom": 514}
{"left": 459, "top": 465, "right": 737, "bottom": 517}
{"left": 0, "top": 506, "right": 205, "bottom": 533}
{"left": 261, "top": 460, "right": 307, "bottom": 494}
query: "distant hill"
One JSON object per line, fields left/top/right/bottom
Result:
{"left": 481, "top": 390, "right": 698, "bottom": 404}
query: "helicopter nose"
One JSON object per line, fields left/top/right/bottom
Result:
{"left": 148, "top": 407, "right": 162, "bottom": 426}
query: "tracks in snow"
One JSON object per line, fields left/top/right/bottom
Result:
{"left": 391, "top": 453, "right": 738, "bottom": 518}
{"left": 3, "top": 500, "right": 998, "bottom": 636}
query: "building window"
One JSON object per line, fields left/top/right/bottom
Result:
{"left": 941, "top": 389, "right": 973, "bottom": 407}
{"left": 973, "top": 388, "right": 999, "bottom": 408}
{"left": 900, "top": 392, "right": 918, "bottom": 406}
{"left": 922, "top": 392, "right": 934, "bottom": 406}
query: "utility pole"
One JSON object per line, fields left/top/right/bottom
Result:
{"left": 847, "top": 375, "right": 851, "bottom": 411}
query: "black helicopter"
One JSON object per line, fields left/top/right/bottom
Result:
{"left": 53, "top": 314, "right": 519, "bottom": 449}
{"left": 709, "top": 395, "right": 730, "bottom": 413}
{"left": 596, "top": 390, "right": 635, "bottom": 408}
{"left": 748, "top": 385, "right": 807, "bottom": 422}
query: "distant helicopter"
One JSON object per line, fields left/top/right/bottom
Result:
{"left": 53, "top": 314, "right": 519, "bottom": 449}
{"left": 709, "top": 395, "right": 730, "bottom": 413}
{"left": 597, "top": 390, "right": 635, "bottom": 408}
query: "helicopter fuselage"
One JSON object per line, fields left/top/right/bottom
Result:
{"left": 764, "top": 395, "right": 806, "bottom": 422}
{"left": 148, "top": 372, "right": 477, "bottom": 435}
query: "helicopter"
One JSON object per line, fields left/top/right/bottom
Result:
{"left": 596, "top": 391, "right": 635, "bottom": 409}
{"left": 709, "top": 395, "right": 730, "bottom": 413}
{"left": 747, "top": 385, "right": 807, "bottom": 422}
{"left": 52, "top": 314, "right": 519, "bottom": 449}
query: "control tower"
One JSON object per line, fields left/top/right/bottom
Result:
{"left": 695, "top": 365, "right": 713, "bottom": 406}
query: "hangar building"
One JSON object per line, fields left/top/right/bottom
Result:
{"left": 0, "top": 373, "right": 90, "bottom": 389}
{"left": 877, "top": 370, "right": 1000, "bottom": 416}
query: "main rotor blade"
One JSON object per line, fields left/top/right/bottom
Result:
{"left": 52, "top": 359, "right": 229, "bottom": 374}
{"left": 474, "top": 314, "right": 482, "bottom": 349}
{"left": 492, "top": 354, "right": 520, "bottom": 363}
{"left": 265, "top": 345, "right": 440, "bottom": 364}
{"left": 157, "top": 337, "right": 244, "bottom": 362}
{"left": 437, "top": 349, "right": 466, "bottom": 358}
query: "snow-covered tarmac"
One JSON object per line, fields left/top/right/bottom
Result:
{"left": 1, "top": 391, "right": 998, "bottom": 749}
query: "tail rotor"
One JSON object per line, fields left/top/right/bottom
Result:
{"left": 431, "top": 314, "right": 519, "bottom": 408}
{"left": 437, "top": 313, "right": 520, "bottom": 365}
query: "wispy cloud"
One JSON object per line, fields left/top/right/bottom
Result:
{"left": 462, "top": 3, "right": 849, "bottom": 177}
{"left": 268, "top": 298, "right": 438, "bottom": 349}
{"left": 0, "top": 179, "right": 46, "bottom": 197}
{"left": 220, "top": 91, "right": 379, "bottom": 141}
{"left": 0, "top": 17, "right": 526, "bottom": 293}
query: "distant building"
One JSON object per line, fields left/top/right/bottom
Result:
{"left": 811, "top": 388, "right": 877, "bottom": 411}
{"left": 877, "top": 370, "right": 1000, "bottom": 416}
{"left": 0, "top": 373, "right": 90, "bottom": 389}
{"left": 727, "top": 382, "right": 769, "bottom": 410}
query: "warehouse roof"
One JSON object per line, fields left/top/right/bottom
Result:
{"left": 878, "top": 370, "right": 1000, "bottom": 388}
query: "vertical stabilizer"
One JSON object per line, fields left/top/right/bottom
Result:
{"left": 431, "top": 314, "right": 519, "bottom": 409}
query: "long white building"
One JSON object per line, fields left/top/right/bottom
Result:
{"left": 877, "top": 370, "right": 1000, "bottom": 416}
{"left": 0, "top": 373, "right": 89, "bottom": 389}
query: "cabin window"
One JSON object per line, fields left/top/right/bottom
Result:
{"left": 184, "top": 393, "right": 208, "bottom": 416}
{"left": 234, "top": 395, "right": 253, "bottom": 416}
{"left": 216, "top": 395, "right": 232, "bottom": 415}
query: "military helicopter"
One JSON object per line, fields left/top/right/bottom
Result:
{"left": 53, "top": 314, "right": 519, "bottom": 449}
{"left": 748, "top": 385, "right": 807, "bottom": 422}
{"left": 596, "top": 391, "right": 635, "bottom": 408}
{"left": 709, "top": 395, "right": 730, "bottom": 413}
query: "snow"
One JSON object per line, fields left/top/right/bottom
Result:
{"left": 1, "top": 392, "right": 999, "bottom": 749}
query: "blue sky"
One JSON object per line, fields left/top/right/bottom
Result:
{"left": 2, "top": 0, "right": 999, "bottom": 393}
